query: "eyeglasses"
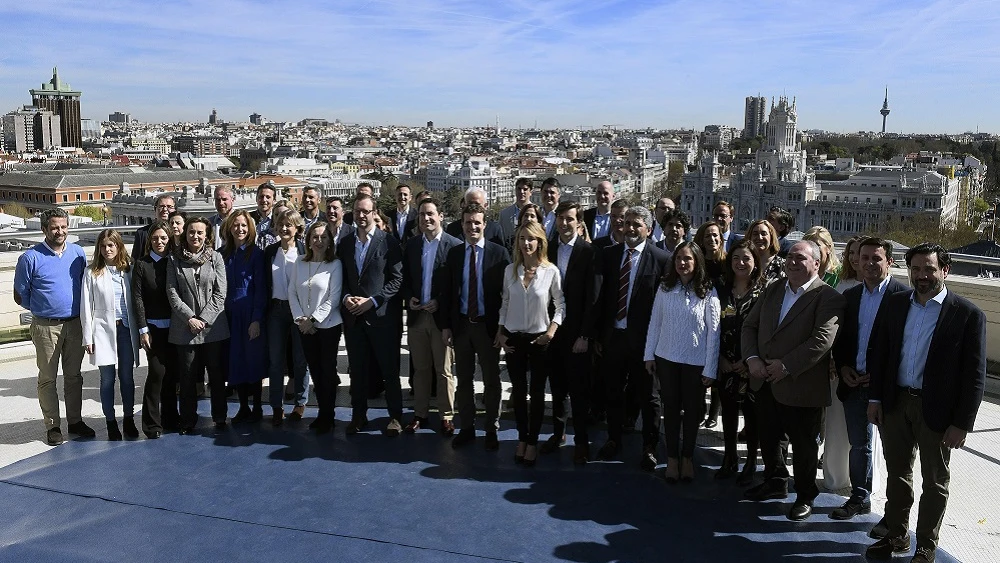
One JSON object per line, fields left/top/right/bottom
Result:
{"left": 355, "top": 209, "right": 375, "bottom": 216}
{"left": 156, "top": 205, "right": 176, "bottom": 211}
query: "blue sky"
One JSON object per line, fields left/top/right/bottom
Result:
{"left": 2, "top": 0, "right": 998, "bottom": 133}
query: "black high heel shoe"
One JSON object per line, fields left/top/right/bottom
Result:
{"left": 715, "top": 455, "right": 738, "bottom": 480}
{"left": 523, "top": 445, "right": 538, "bottom": 467}
{"left": 514, "top": 441, "right": 527, "bottom": 464}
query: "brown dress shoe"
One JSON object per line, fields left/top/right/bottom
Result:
{"left": 288, "top": 405, "right": 305, "bottom": 421}
{"left": 440, "top": 419, "right": 455, "bottom": 436}
{"left": 404, "top": 417, "right": 426, "bottom": 434}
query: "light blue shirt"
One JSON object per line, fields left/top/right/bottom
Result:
{"left": 898, "top": 287, "right": 947, "bottom": 390}
{"left": 460, "top": 239, "right": 486, "bottom": 317}
{"left": 396, "top": 208, "right": 410, "bottom": 239}
{"left": 420, "top": 231, "right": 442, "bottom": 304}
{"left": 355, "top": 227, "right": 374, "bottom": 276}
{"left": 543, "top": 210, "right": 556, "bottom": 238}
{"left": 856, "top": 276, "right": 891, "bottom": 373}
{"left": 108, "top": 266, "right": 128, "bottom": 327}
{"left": 614, "top": 241, "right": 645, "bottom": 330}
{"left": 592, "top": 212, "right": 610, "bottom": 240}
{"left": 557, "top": 235, "right": 576, "bottom": 281}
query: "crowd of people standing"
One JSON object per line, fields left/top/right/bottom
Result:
{"left": 13, "top": 178, "right": 988, "bottom": 562}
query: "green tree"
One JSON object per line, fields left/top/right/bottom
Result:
{"left": 0, "top": 203, "right": 31, "bottom": 218}
{"left": 72, "top": 204, "right": 109, "bottom": 222}
{"left": 666, "top": 160, "right": 686, "bottom": 199}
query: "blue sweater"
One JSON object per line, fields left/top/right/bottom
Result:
{"left": 13, "top": 242, "right": 87, "bottom": 318}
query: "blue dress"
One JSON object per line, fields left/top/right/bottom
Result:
{"left": 225, "top": 245, "right": 267, "bottom": 384}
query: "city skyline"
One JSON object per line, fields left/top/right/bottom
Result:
{"left": 2, "top": 0, "right": 999, "bottom": 134}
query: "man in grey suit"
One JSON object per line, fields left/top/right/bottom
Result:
{"left": 338, "top": 193, "right": 405, "bottom": 436}
{"left": 498, "top": 177, "right": 534, "bottom": 249}
{"left": 742, "top": 240, "right": 846, "bottom": 521}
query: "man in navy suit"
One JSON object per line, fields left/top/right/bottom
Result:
{"left": 832, "top": 237, "right": 909, "bottom": 523}
{"left": 866, "top": 243, "right": 986, "bottom": 562}
{"left": 545, "top": 201, "right": 598, "bottom": 464}
{"left": 388, "top": 184, "right": 417, "bottom": 243}
{"left": 594, "top": 206, "right": 669, "bottom": 470}
{"left": 400, "top": 197, "right": 462, "bottom": 435}
{"left": 713, "top": 200, "right": 743, "bottom": 252}
{"left": 583, "top": 180, "right": 615, "bottom": 241}
{"left": 442, "top": 202, "right": 511, "bottom": 451}
{"left": 656, "top": 208, "right": 690, "bottom": 261}
{"left": 338, "top": 193, "right": 405, "bottom": 436}
{"left": 324, "top": 195, "right": 355, "bottom": 251}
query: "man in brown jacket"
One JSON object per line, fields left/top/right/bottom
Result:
{"left": 742, "top": 240, "right": 846, "bottom": 521}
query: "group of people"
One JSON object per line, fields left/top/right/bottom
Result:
{"left": 14, "top": 178, "right": 987, "bottom": 563}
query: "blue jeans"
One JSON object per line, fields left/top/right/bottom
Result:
{"left": 842, "top": 386, "right": 874, "bottom": 503}
{"left": 98, "top": 322, "right": 136, "bottom": 420}
{"left": 267, "top": 300, "right": 309, "bottom": 410}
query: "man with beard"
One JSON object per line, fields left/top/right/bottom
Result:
{"left": 250, "top": 181, "right": 278, "bottom": 249}
{"left": 132, "top": 193, "right": 176, "bottom": 262}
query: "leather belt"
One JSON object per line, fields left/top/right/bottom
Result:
{"left": 898, "top": 386, "right": 922, "bottom": 397}
{"left": 35, "top": 316, "right": 79, "bottom": 323}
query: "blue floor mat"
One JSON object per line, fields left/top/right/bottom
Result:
{"left": 0, "top": 407, "right": 958, "bottom": 563}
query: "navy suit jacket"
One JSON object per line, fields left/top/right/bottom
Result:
{"left": 832, "top": 277, "right": 909, "bottom": 401}
{"left": 388, "top": 208, "right": 418, "bottom": 242}
{"left": 401, "top": 231, "right": 463, "bottom": 328}
{"left": 869, "top": 288, "right": 987, "bottom": 432}
{"left": 440, "top": 240, "right": 511, "bottom": 338}
{"left": 597, "top": 242, "right": 669, "bottom": 347}
{"left": 336, "top": 228, "right": 403, "bottom": 328}
{"left": 547, "top": 237, "right": 598, "bottom": 342}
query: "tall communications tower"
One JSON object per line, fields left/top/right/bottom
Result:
{"left": 29, "top": 67, "right": 82, "bottom": 148}
{"left": 880, "top": 87, "right": 890, "bottom": 133}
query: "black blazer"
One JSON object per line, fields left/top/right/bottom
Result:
{"left": 331, "top": 223, "right": 356, "bottom": 253}
{"left": 131, "top": 224, "right": 151, "bottom": 264}
{"left": 869, "top": 289, "right": 987, "bottom": 433}
{"left": 445, "top": 218, "right": 506, "bottom": 248}
{"left": 597, "top": 242, "right": 669, "bottom": 346}
{"left": 336, "top": 227, "right": 403, "bottom": 328}
{"left": 440, "top": 240, "right": 511, "bottom": 338}
{"left": 547, "top": 237, "right": 598, "bottom": 342}
{"left": 131, "top": 254, "right": 171, "bottom": 328}
{"left": 401, "top": 231, "right": 463, "bottom": 328}
{"left": 388, "top": 208, "right": 418, "bottom": 242}
{"left": 833, "top": 277, "right": 909, "bottom": 401}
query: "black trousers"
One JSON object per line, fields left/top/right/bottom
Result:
{"left": 141, "top": 324, "right": 177, "bottom": 433}
{"left": 755, "top": 382, "right": 789, "bottom": 480}
{"left": 548, "top": 335, "right": 591, "bottom": 445}
{"left": 656, "top": 358, "right": 705, "bottom": 459}
{"left": 300, "top": 325, "right": 343, "bottom": 424}
{"left": 505, "top": 332, "right": 549, "bottom": 445}
{"left": 345, "top": 321, "right": 403, "bottom": 420}
{"left": 776, "top": 402, "right": 822, "bottom": 503}
{"left": 719, "top": 372, "right": 758, "bottom": 467}
{"left": 177, "top": 339, "right": 227, "bottom": 428}
{"left": 602, "top": 329, "right": 660, "bottom": 448}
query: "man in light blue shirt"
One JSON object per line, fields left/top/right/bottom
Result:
{"left": 13, "top": 208, "right": 95, "bottom": 445}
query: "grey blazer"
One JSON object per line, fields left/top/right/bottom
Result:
{"left": 166, "top": 251, "right": 230, "bottom": 345}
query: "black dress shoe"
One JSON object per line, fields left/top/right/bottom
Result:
{"left": 573, "top": 443, "right": 590, "bottom": 465}
{"left": 865, "top": 534, "right": 911, "bottom": 559}
{"left": 106, "top": 420, "right": 123, "bottom": 441}
{"left": 715, "top": 455, "right": 738, "bottom": 479}
{"left": 911, "top": 546, "right": 936, "bottom": 563}
{"left": 539, "top": 434, "right": 565, "bottom": 455}
{"left": 179, "top": 427, "right": 196, "bottom": 435}
{"left": 249, "top": 407, "right": 264, "bottom": 423}
{"left": 595, "top": 440, "right": 621, "bottom": 461}
{"left": 122, "top": 417, "right": 139, "bottom": 439}
{"left": 144, "top": 430, "right": 162, "bottom": 439}
{"left": 232, "top": 407, "right": 252, "bottom": 424}
{"left": 214, "top": 420, "right": 227, "bottom": 430}
{"left": 346, "top": 417, "right": 368, "bottom": 435}
{"left": 45, "top": 427, "right": 63, "bottom": 446}
{"left": 68, "top": 421, "right": 96, "bottom": 438}
{"left": 452, "top": 430, "right": 476, "bottom": 449}
{"left": 736, "top": 464, "right": 756, "bottom": 487}
{"left": 484, "top": 432, "right": 499, "bottom": 451}
{"left": 702, "top": 417, "right": 718, "bottom": 429}
{"left": 869, "top": 517, "right": 889, "bottom": 539}
{"left": 744, "top": 478, "right": 788, "bottom": 501}
{"left": 787, "top": 501, "right": 812, "bottom": 521}
{"left": 313, "top": 420, "right": 333, "bottom": 435}
{"left": 640, "top": 446, "right": 658, "bottom": 472}
{"left": 830, "top": 497, "right": 871, "bottom": 520}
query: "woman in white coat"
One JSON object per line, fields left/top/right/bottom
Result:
{"left": 81, "top": 229, "right": 140, "bottom": 440}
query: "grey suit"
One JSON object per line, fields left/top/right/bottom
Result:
{"left": 498, "top": 204, "right": 521, "bottom": 248}
{"left": 166, "top": 250, "right": 230, "bottom": 429}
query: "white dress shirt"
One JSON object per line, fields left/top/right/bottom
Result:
{"left": 643, "top": 284, "right": 721, "bottom": 379}
{"left": 556, "top": 234, "right": 576, "bottom": 281}
{"left": 270, "top": 245, "right": 299, "bottom": 301}
{"left": 420, "top": 231, "right": 443, "bottom": 304}
{"left": 779, "top": 275, "right": 819, "bottom": 324}
{"left": 498, "top": 262, "right": 565, "bottom": 334}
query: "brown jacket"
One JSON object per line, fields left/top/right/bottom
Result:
{"left": 741, "top": 277, "right": 845, "bottom": 408}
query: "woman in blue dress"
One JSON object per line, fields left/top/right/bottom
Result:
{"left": 222, "top": 210, "right": 268, "bottom": 422}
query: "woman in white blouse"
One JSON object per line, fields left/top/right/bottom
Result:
{"left": 289, "top": 221, "right": 343, "bottom": 434}
{"left": 81, "top": 229, "right": 140, "bottom": 441}
{"left": 644, "top": 241, "right": 721, "bottom": 483}
{"left": 497, "top": 221, "right": 565, "bottom": 467}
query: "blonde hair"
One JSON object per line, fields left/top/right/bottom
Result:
{"left": 512, "top": 221, "right": 551, "bottom": 274}
{"left": 221, "top": 210, "right": 258, "bottom": 261}
{"left": 694, "top": 221, "right": 726, "bottom": 264}
{"left": 803, "top": 226, "right": 840, "bottom": 275}
{"left": 91, "top": 229, "right": 130, "bottom": 275}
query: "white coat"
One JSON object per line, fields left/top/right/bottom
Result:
{"left": 80, "top": 267, "right": 140, "bottom": 367}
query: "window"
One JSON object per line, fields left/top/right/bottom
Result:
{"left": 62, "top": 194, "right": 68, "bottom": 202}
{"left": 100, "top": 192, "right": 106, "bottom": 199}
{"left": 76, "top": 193, "right": 81, "bottom": 201}
{"left": 88, "top": 193, "right": 94, "bottom": 201}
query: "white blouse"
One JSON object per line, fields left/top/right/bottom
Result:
{"left": 643, "top": 283, "right": 721, "bottom": 379}
{"left": 288, "top": 258, "right": 343, "bottom": 330}
{"left": 271, "top": 245, "right": 299, "bottom": 301}
{"left": 498, "top": 262, "right": 565, "bottom": 334}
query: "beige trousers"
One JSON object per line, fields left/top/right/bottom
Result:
{"left": 408, "top": 310, "right": 455, "bottom": 420}
{"left": 30, "top": 317, "right": 86, "bottom": 430}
